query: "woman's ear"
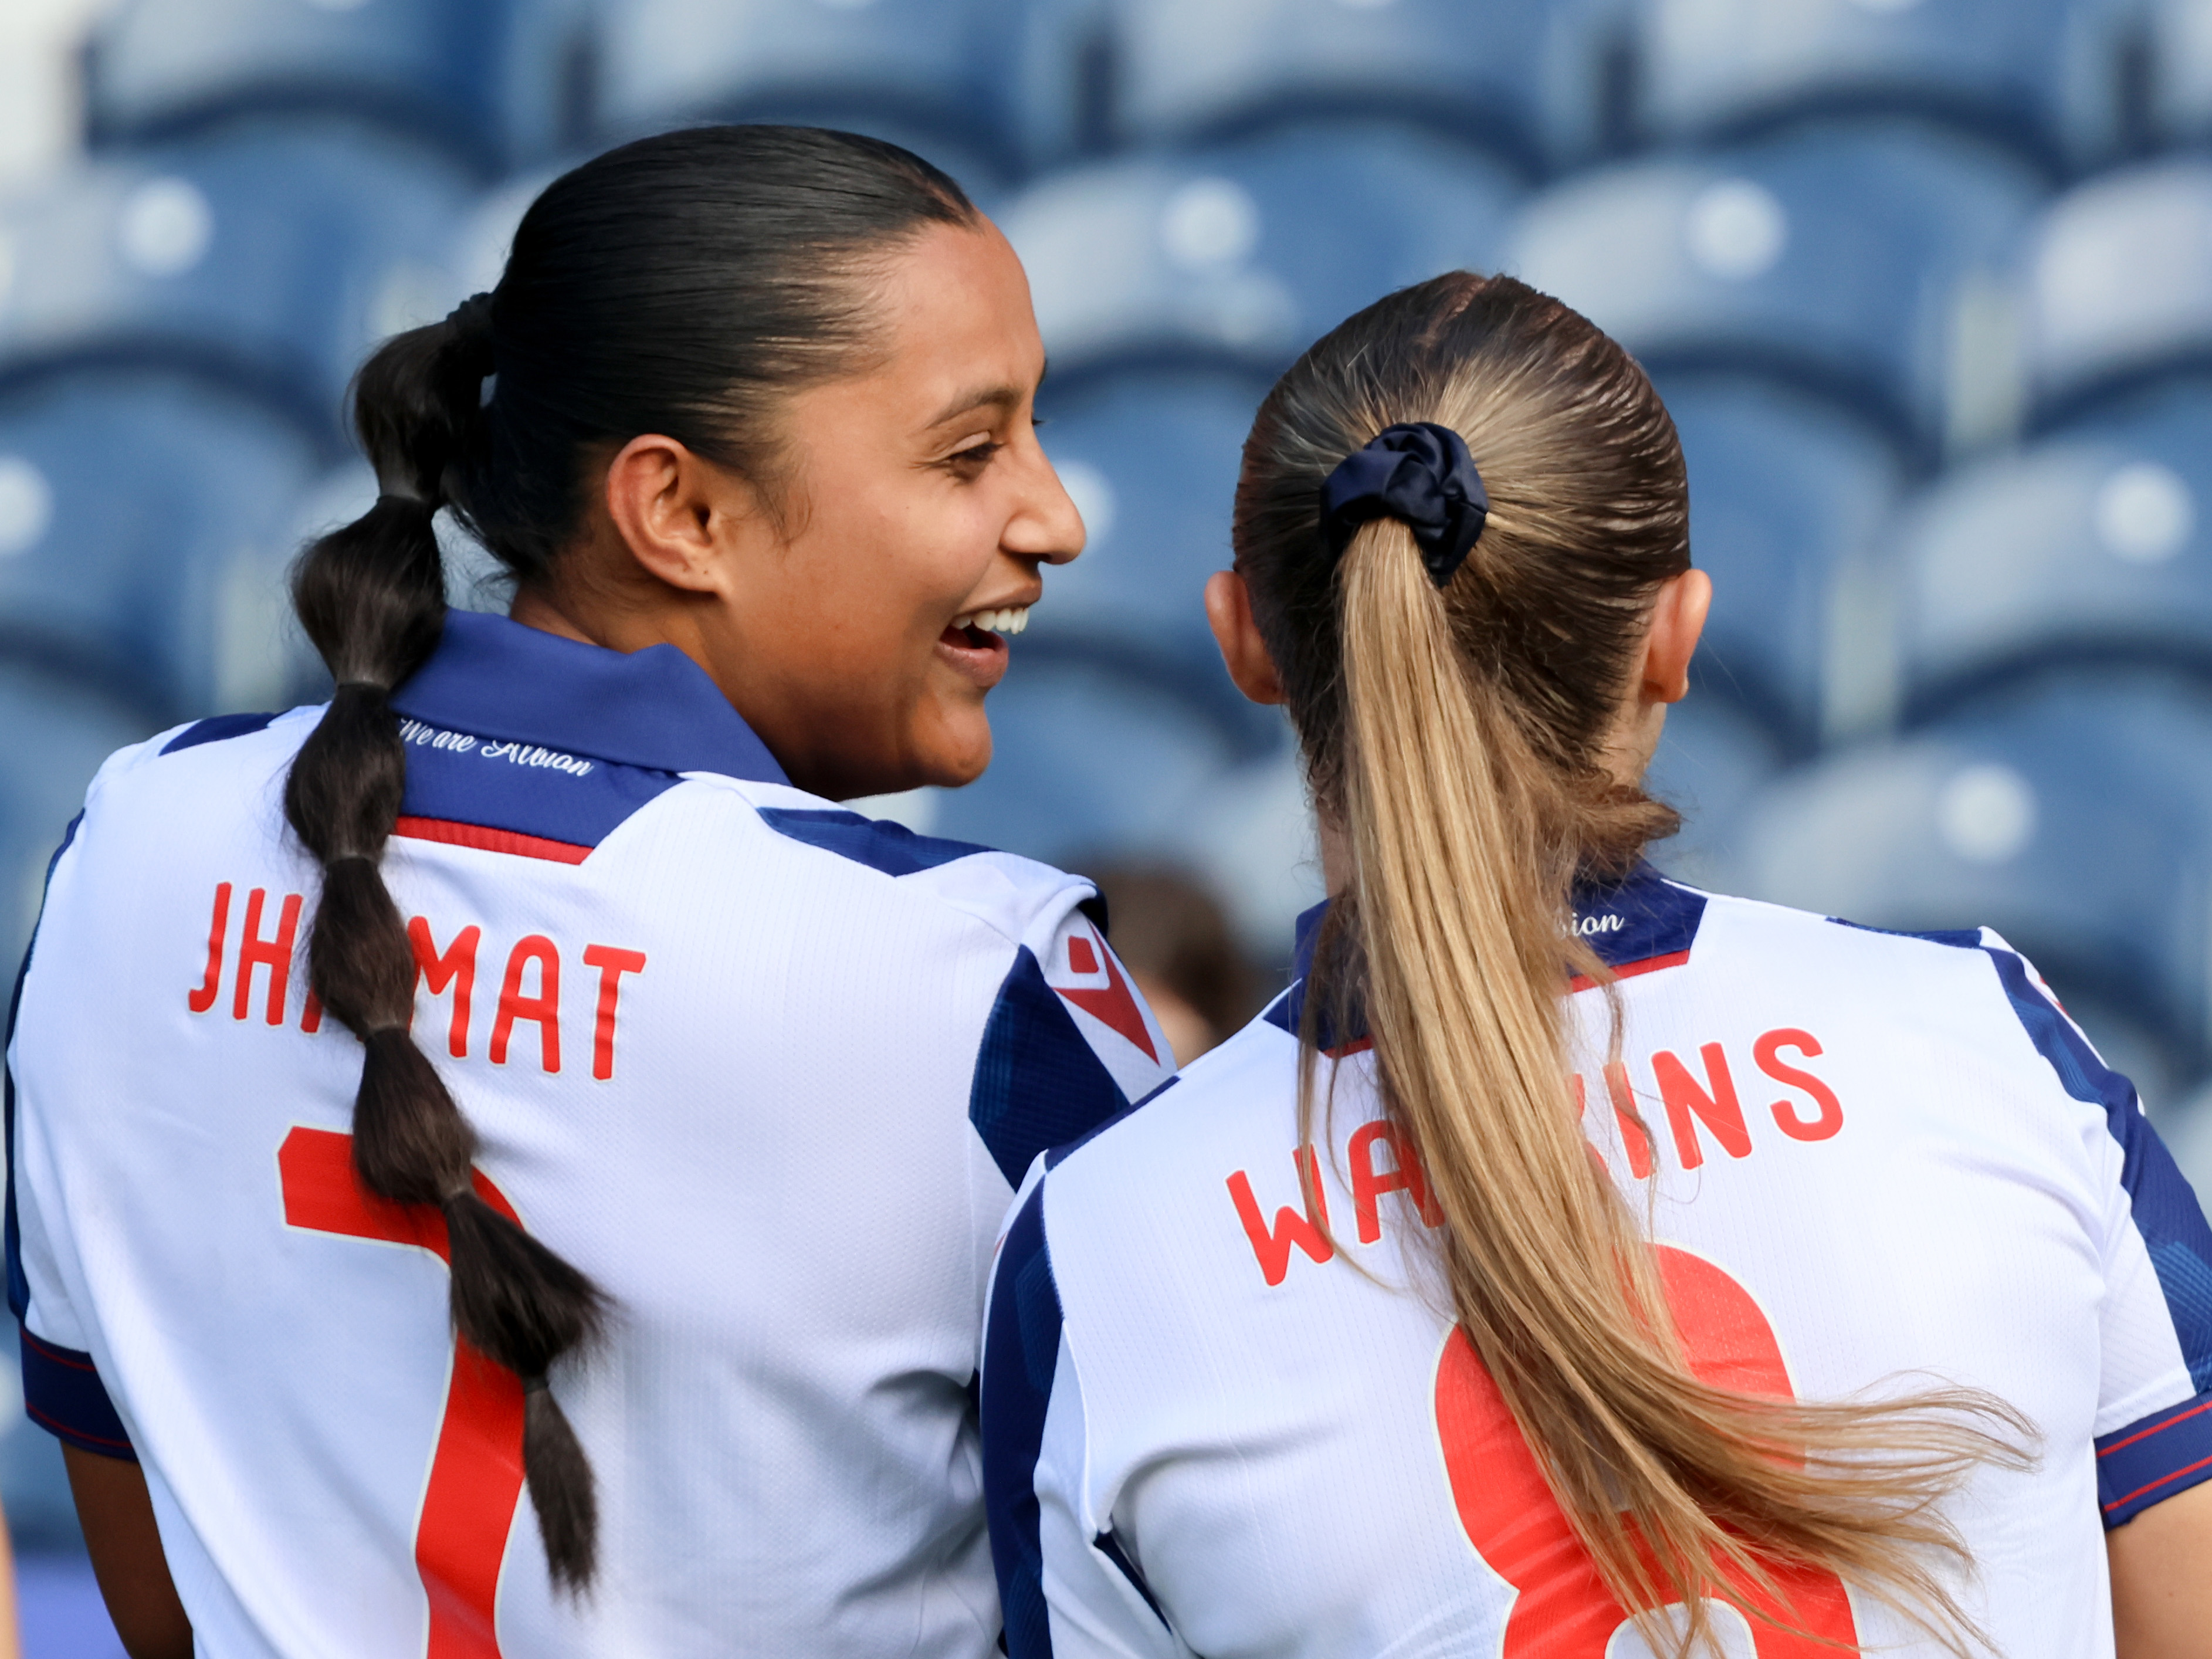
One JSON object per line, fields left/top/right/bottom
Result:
{"left": 1205, "top": 570, "right": 1287, "bottom": 706}
{"left": 602, "top": 434, "right": 767, "bottom": 597}
{"left": 1640, "top": 568, "right": 1713, "bottom": 706}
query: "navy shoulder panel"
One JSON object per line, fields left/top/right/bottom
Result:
{"left": 982, "top": 1183, "right": 1063, "bottom": 1659}
{"left": 1981, "top": 947, "right": 2212, "bottom": 1395}
{"left": 757, "top": 807, "right": 994, "bottom": 876}
{"left": 1047, "top": 1075, "right": 1180, "bottom": 1172}
{"left": 971, "top": 947, "right": 1130, "bottom": 1187}
{"left": 7, "top": 811, "right": 81, "bottom": 1322}
{"left": 1826, "top": 916, "right": 1987, "bottom": 950}
{"left": 160, "top": 711, "right": 278, "bottom": 754}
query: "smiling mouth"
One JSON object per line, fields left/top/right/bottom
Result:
{"left": 940, "top": 606, "right": 1031, "bottom": 650}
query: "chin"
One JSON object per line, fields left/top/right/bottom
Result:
{"left": 913, "top": 717, "right": 994, "bottom": 790}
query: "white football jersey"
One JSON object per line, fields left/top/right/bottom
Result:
{"left": 5, "top": 611, "right": 1172, "bottom": 1658}
{"left": 983, "top": 868, "right": 2212, "bottom": 1659}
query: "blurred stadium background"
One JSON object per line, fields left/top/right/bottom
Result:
{"left": 8, "top": 0, "right": 2212, "bottom": 1645}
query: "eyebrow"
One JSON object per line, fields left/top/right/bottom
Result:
{"left": 924, "top": 361, "right": 1050, "bottom": 430}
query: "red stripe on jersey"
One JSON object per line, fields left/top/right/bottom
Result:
{"left": 394, "top": 816, "right": 592, "bottom": 865}
{"left": 1568, "top": 949, "right": 1691, "bottom": 993}
{"left": 2099, "top": 1397, "right": 2212, "bottom": 1460}
{"left": 2105, "top": 1452, "right": 2212, "bottom": 1514}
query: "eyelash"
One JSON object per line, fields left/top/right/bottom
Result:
{"left": 948, "top": 439, "right": 1004, "bottom": 472}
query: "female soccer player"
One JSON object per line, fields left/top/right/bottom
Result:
{"left": 981, "top": 273, "right": 2212, "bottom": 1658}
{"left": 6, "top": 127, "right": 1170, "bottom": 1657}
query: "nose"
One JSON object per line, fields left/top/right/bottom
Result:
{"left": 1004, "top": 442, "right": 1086, "bottom": 567}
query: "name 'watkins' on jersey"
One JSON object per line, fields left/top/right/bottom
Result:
{"left": 7, "top": 612, "right": 1173, "bottom": 1659}
{"left": 983, "top": 866, "right": 2212, "bottom": 1659}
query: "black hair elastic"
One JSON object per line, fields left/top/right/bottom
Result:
{"left": 1319, "top": 421, "right": 1490, "bottom": 588}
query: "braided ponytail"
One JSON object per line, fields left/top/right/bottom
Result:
{"left": 286, "top": 294, "right": 607, "bottom": 1592}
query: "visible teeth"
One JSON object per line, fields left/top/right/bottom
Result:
{"left": 953, "top": 607, "right": 1031, "bottom": 637}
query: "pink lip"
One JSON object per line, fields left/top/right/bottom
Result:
{"left": 936, "top": 622, "right": 1010, "bottom": 690}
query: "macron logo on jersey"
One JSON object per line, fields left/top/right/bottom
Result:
{"left": 1049, "top": 927, "right": 1158, "bottom": 1065}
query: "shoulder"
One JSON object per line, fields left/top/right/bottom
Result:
{"left": 712, "top": 778, "right": 1102, "bottom": 953}
{"left": 60, "top": 706, "right": 319, "bottom": 852}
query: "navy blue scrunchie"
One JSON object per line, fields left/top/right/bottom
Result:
{"left": 1318, "top": 421, "right": 1489, "bottom": 588}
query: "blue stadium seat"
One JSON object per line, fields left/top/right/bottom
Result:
{"left": 1080, "top": 0, "right": 1614, "bottom": 174}
{"left": 2149, "top": 0, "right": 2212, "bottom": 153}
{"left": 588, "top": 0, "right": 1027, "bottom": 190}
{"left": 0, "top": 372, "right": 321, "bottom": 723}
{"left": 2018, "top": 159, "right": 2212, "bottom": 427}
{"left": 1642, "top": 685, "right": 1787, "bottom": 895}
{"left": 1629, "top": 0, "right": 2135, "bottom": 172}
{"left": 1658, "top": 375, "right": 1903, "bottom": 750}
{"left": 1737, "top": 679, "right": 2212, "bottom": 1081}
{"left": 0, "top": 124, "right": 470, "bottom": 446}
{"left": 1034, "top": 370, "right": 1258, "bottom": 680}
{"left": 1509, "top": 124, "right": 2042, "bottom": 459}
{"left": 0, "top": 659, "right": 155, "bottom": 980}
{"left": 1002, "top": 124, "right": 1522, "bottom": 380}
{"left": 85, "top": 0, "right": 587, "bottom": 175}
{"left": 929, "top": 657, "right": 1244, "bottom": 869}
{"left": 1895, "top": 384, "right": 2212, "bottom": 713}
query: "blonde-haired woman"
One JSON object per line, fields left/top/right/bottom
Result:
{"left": 978, "top": 273, "right": 2212, "bottom": 1658}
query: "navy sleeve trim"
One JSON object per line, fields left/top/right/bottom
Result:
{"left": 756, "top": 807, "right": 994, "bottom": 876}
{"left": 8, "top": 811, "right": 82, "bottom": 1322}
{"left": 1047, "top": 1076, "right": 1179, "bottom": 1172}
{"left": 983, "top": 1184, "right": 1063, "bottom": 1659}
{"left": 21, "top": 1330, "right": 134, "bottom": 1461}
{"left": 2098, "top": 1389, "right": 2212, "bottom": 1527}
{"left": 1983, "top": 948, "right": 2212, "bottom": 1394}
{"left": 159, "top": 711, "right": 278, "bottom": 754}
{"left": 971, "top": 949, "right": 1131, "bottom": 1187}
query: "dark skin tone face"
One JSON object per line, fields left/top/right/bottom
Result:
{"left": 511, "top": 216, "right": 1085, "bottom": 799}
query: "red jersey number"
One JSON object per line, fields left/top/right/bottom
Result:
{"left": 1434, "top": 1246, "right": 1859, "bottom": 1655}
{"left": 280, "top": 1126, "right": 525, "bottom": 1659}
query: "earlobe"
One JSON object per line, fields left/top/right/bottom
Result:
{"left": 1205, "top": 570, "right": 1288, "bottom": 707}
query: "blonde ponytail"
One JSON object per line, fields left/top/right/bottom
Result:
{"left": 1326, "top": 503, "right": 2023, "bottom": 1658}
{"left": 1240, "top": 273, "right": 2033, "bottom": 1659}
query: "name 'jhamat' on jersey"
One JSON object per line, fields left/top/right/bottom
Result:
{"left": 6, "top": 611, "right": 1173, "bottom": 1658}
{"left": 984, "top": 866, "right": 2212, "bottom": 1659}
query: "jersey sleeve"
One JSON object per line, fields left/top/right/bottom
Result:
{"left": 5, "top": 812, "right": 137, "bottom": 1461}
{"left": 982, "top": 1180, "right": 1185, "bottom": 1659}
{"left": 1979, "top": 943, "right": 2212, "bottom": 1525}
{"left": 966, "top": 894, "right": 1176, "bottom": 1191}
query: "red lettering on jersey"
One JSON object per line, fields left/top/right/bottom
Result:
{"left": 187, "top": 882, "right": 231, "bottom": 1014}
{"left": 302, "top": 989, "right": 323, "bottom": 1035}
{"left": 1435, "top": 1247, "right": 1859, "bottom": 1654}
{"left": 1349, "top": 1121, "right": 1442, "bottom": 1243}
{"left": 580, "top": 946, "right": 646, "bottom": 1082}
{"left": 233, "top": 888, "right": 302, "bottom": 1027}
{"left": 280, "top": 1127, "right": 526, "bottom": 1659}
{"left": 1227, "top": 1147, "right": 1334, "bottom": 1286}
{"left": 410, "top": 920, "right": 482, "bottom": 1059}
{"left": 490, "top": 936, "right": 560, "bottom": 1073}
{"left": 1756, "top": 1029, "right": 1844, "bottom": 1143}
{"left": 1054, "top": 930, "right": 1159, "bottom": 1063}
{"left": 1653, "top": 1043, "right": 1751, "bottom": 1170}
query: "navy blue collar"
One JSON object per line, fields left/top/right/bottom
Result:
{"left": 1269, "top": 863, "right": 1707, "bottom": 1047}
{"left": 391, "top": 612, "right": 788, "bottom": 784}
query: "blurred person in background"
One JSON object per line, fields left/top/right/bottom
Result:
{"left": 1075, "top": 862, "right": 1260, "bottom": 1066}
{"left": 983, "top": 274, "right": 2212, "bottom": 1658}
{"left": 4, "top": 125, "right": 1171, "bottom": 1658}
